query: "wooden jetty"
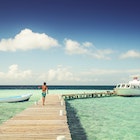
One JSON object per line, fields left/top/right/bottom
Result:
{"left": 0, "top": 94, "right": 71, "bottom": 140}
{"left": 62, "top": 91, "right": 116, "bottom": 100}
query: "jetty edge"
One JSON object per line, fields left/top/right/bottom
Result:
{"left": 0, "top": 94, "right": 71, "bottom": 140}
{"left": 62, "top": 91, "right": 116, "bottom": 100}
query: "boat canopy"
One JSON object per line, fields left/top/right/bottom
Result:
{"left": 129, "top": 80, "right": 140, "bottom": 86}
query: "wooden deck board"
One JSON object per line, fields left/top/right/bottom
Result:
{"left": 0, "top": 94, "right": 71, "bottom": 140}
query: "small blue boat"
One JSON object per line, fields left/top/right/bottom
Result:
{"left": 0, "top": 94, "right": 32, "bottom": 103}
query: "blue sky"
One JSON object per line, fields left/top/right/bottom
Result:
{"left": 0, "top": 0, "right": 140, "bottom": 85}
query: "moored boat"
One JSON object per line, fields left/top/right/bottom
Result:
{"left": 0, "top": 93, "right": 32, "bottom": 103}
{"left": 114, "top": 77, "right": 140, "bottom": 97}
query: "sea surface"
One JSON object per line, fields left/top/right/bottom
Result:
{"left": 0, "top": 85, "right": 139, "bottom": 140}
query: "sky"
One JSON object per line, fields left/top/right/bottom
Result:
{"left": 0, "top": 0, "right": 140, "bottom": 85}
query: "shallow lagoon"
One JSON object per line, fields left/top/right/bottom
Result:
{"left": 67, "top": 96, "right": 140, "bottom": 140}
{"left": 0, "top": 90, "right": 40, "bottom": 123}
{"left": 0, "top": 89, "right": 140, "bottom": 140}
{"left": 0, "top": 89, "right": 98, "bottom": 124}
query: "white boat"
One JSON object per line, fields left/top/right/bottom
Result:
{"left": 0, "top": 94, "right": 32, "bottom": 103}
{"left": 114, "top": 77, "right": 140, "bottom": 97}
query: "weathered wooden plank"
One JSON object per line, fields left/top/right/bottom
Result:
{"left": 2, "top": 120, "right": 67, "bottom": 126}
{"left": 0, "top": 134, "right": 72, "bottom": 140}
{"left": 0, "top": 94, "right": 71, "bottom": 140}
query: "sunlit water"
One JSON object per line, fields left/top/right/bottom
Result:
{"left": 0, "top": 90, "right": 40, "bottom": 123}
{"left": 67, "top": 96, "right": 140, "bottom": 140}
{"left": 0, "top": 89, "right": 140, "bottom": 140}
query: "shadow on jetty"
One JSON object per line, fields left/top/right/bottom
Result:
{"left": 66, "top": 101, "right": 87, "bottom": 140}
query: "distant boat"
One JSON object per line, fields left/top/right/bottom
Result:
{"left": 0, "top": 94, "right": 32, "bottom": 103}
{"left": 114, "top": 77, "right": 140, "bottom": 97}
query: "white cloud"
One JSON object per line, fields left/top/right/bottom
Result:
{"left": 0, "top": 64, "right": 140, "bottom": 85}
{"left": 120, "top": 50, "right": 140, "bottom": 59}
{"left": 93, "top": 49, "right": 114, "bottom": 59}
{"left": 82, "top": 42, "right": 93, "bottom": 47}
{"left": 0, "top": 29, "right": 59, "bottom": 51}
{"left": 40, "top": 66, "right": 140, "bottom": 85}
{"left": 7, "top": 64, "right": 32, "bottom": 79}
{"left": 64, "top": 39, "right": 114, "bottom": 59}
{"left": 64, "top": 39, "right": 89, "bottom": 55}
{"left": 0, "top": 64, "right": 32, "bottom": 84}
{"left": 46, "top": 66, "right": 80, "bottom": 82}
{"left": 82, "top": 68, "right": 119, "bottom": 75}
{"left": 83, "top": 68, "right": 140, "bottom": 76}
{"left": 79, "top": 68, "right": 140, "bottom": 84}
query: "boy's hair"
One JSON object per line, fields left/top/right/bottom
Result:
{"left": 44, "top": 82, "right": 46, "bottom": 85}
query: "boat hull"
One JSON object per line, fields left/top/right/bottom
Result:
{"left": 0, "top": 94, "right": 32, "bottom": 103}
{"left": 114, "top": 88, "right": 140, "bottom": 97}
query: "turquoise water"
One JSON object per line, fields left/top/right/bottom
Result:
{"left": 67, "top": 96, "right": 140, "bottom": 140}
{"left": 0, "top": 90, "right": 41, "bottom": 124}
{"left": 0, "top": 89, "right": 140, "bottom": 140}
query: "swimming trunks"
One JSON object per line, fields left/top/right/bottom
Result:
{"left": 42, "top": 92, "right": 46, "bottom": 97}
